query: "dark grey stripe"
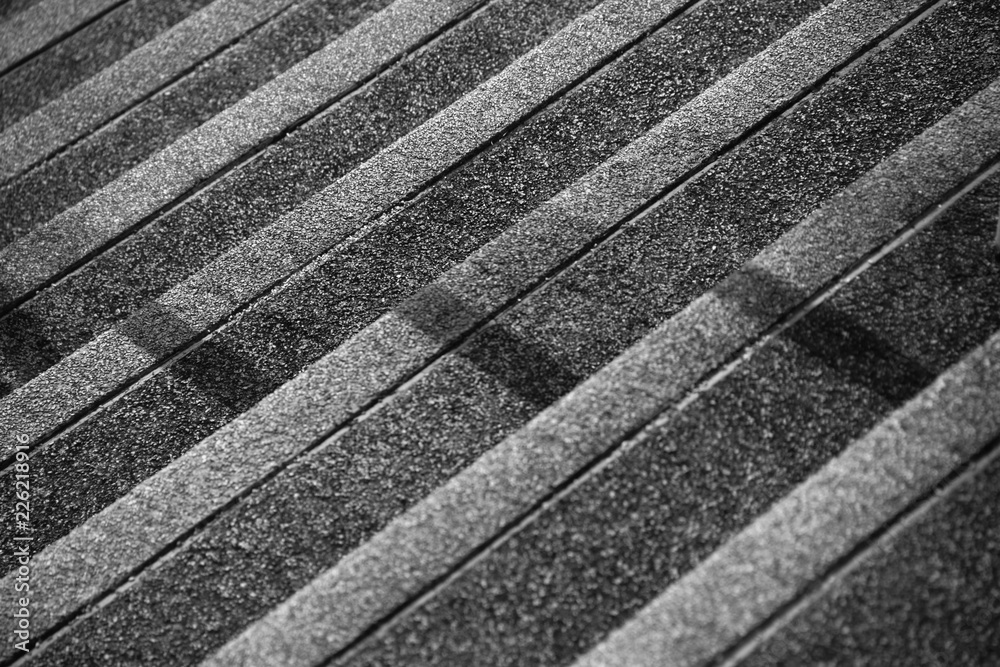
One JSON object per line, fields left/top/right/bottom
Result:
{"left": 0, "top": 0, "right": 127, "bottom": 73}
{"left": 0, "top": 0, "right": 215, "bottom": 133}
{"left": 0, "top": 0, "right": 686, "bottom": 457}
{"left": 0, "top": 0, "right": 695, "bottom": 649}
{"left": 0, "top": 0, "right": 301, "bottom": 182}
{"left": 207, "top": 74, "right": 1000, "bottom": 667}
{"left": 578, "top": 330, "right": 1000, "bottom": 667}
{"left": 0, "top": 0, "right": 390, "bottom": 245}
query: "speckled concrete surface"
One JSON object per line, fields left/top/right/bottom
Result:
{"left": 0, "top": 0, "right": 125, "bottom": 74}
{"left": 0, "top": 0, "right": 630, "bottom": 606}
{"left": 29, "top": 5, "right": 1000, "bottom": 654}
{"left": 7, "top": 0, "right": 943, "bottom": 623}
{"left": 0, "top": 0, "right": 599, "bottom": 399}
{"left": 0, "top": 0, "right": 503, "bottom": 451}
{"left": 0, "top": 0, "right": 825, "bottom": 567}
{"left": 0, "top": 0, "right": 486, "bottom": 309}
{"left": 737, "top": 443, "right": 1000, "bottom": 666}
{"left": 0, "top": 0, "right": 392, "bottom": 247}
{"left": 0, "top": 0, "right": 716, "bottom": 656}
{"left": 332, "top": 166, "right": 999, "bottom": 667}
{"left": 0, "top": 0, "right": 300, "bottom": 182}
{"left": 0, "top": 0, "right": 690, "bottom": 456}
{"left": 0, "top": 0, "right": 213, "bottom": 134}
{"left": 2, "top": 0, "right": 998, "bottom": 663}
{"left": 580, "top": 325, "right": 1000, "bottom": 667}
{"left": 4, "top": 2, "right": 997, "bottom": 659}
{"left": 207, "top": 78, "right": 1000, "bottom": 667}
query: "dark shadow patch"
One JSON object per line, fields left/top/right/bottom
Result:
{"left": 783, "top": 302, "right": 936, "bottom": 406}
{"left": 0, "top": 307, "right": 63, "bottom": 398}
{"left": 117, "top": 300, "right": 274, "bottom": 412}
{"left": 394, "top": 283, "right": 485, "bottom": 341}
{"left": 712, "top": 262, "right": 810, "bottom": 323}
{"left": 395, "top": 283, "right": 583, "bottom": 408}
{"left": 715, "top": 261, "right": 934, "bottom": 406}
{"left": 168, "top": 335, "right": 279, "bottom": 414}
{"left": 458, "top": 323, "right": 585, "bottom": 410}
{"left": 116, "top": 300, "right": 200, "bottom": 357}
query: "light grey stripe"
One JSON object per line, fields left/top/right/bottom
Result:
{"left": 0, "top": 0, "right": 123, "bottom": 72}
{"left": 0, "top": 0, "right": 486, "bottom": 453}
{"left": 720, "top": 433, "right": 1000, "bottom": 666}
{"left": 0, "top": 0, "right": 678, "bottom": 456}
{"left": 574, "top": 333, "right": 1000, "bottom": 667}
{"left": 0, "top": 0, "right": 691, "bottom": 649}
{"left": 202, "top": 6, "right": 985, "bottom": 666}
{"left": 0, "top": 0, "right": 298, "bottom": 182}
{"left": 201, "top": 81, "right": 1000, "bottom": 665}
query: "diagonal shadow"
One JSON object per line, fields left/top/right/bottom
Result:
{"left": 395, "top": 283, "right": 585, "bottom": 409}
{"left": 117, "top": 301, "right": 275, "bottom": 413}
{"left": 715, "top": 263, "right": 935, "bottom": 407}
{"left": 0, "top": 308, "right": 63, "bottom": 398}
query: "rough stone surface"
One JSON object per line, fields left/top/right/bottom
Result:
{"left": 0, "top": 0, "right": 392, "bottom": 247}
{"left": 0, "top": 0, "right": 300, "bottom": 181}
{"left": 0, "top": 0, "right": 827, "bottom": 568}
{"left": 0, "top": 0, "right": 213, "bottom": 134}
{"left": 3, "top": 0, "right": 999, "bottom": 663}
{"left": 0, "top": 0, "right": 692, "bottom": 455}
{"left": 335, "top": 144, "right": 1000, "bottom": 667}
{"left": 0, "top": 0, "right": 124, "bottom": 73}
{"left": 0, "top": 0, "right": 483, "bottom": 304}
{"left": 740, "top": 449, "right": 1000, "bottom": 666}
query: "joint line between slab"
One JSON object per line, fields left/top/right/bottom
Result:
{"left": 713, "top": 428, "right": 1000, "bottom": 667}
{"left": 0, "top": 0, "right": 700, "bottom": 462}
{"left": 0, "top": 0, "right": 307, "bottom": 189}
{"left": 0, "top": 0, "right": 493, "bottom": 319}
{"left": 329, "top": 135, "right": 1000, "bottom": 667}
{"left": 0, "top": 0, "right": 132, "bottom": 80}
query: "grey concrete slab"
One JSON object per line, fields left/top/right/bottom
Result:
{"left": 0, "top": 0, "right": 698, "bottom": 654}
{"left": 7, "top": 0, "right": 930, "bottom": 589}
{"left": 801, "top": 174, "right": 1000, "bottom": 381}
{"left": 1, "top": 0, "right": 995, "bottom": 664}
{"left": 0, "top": 0, "right": 495, "bottom": 445}
{"left": 0, "top": 0, "right": 126, "bottom": 74}
{"left": 577, "top": 331, "right": 1000, "bottom": 667}
{"left": 205, "top": 73, "right": 1000, "bottom": 667}
{"left": 736, "top": 446, "right": 1000, "bottom": 666}
{"left": 1, "top": 0, "right": 940, "bottom": 456}
{"left": 0, "top": 0, "right": 617, "bottom": 309}
{"left": 0, "top": 0, "right": 391, "bottom": 247}
{"left": 329, "top": 339, "right": 892, "bottom": 665}
{"left": 7, "top": 0, "right": 1000, "bottom": 660}
{"left": 0, "top": 0, "right": 687, "bottom": 455}
{"left": 1, "top": 0, "right": 612, "bottom": 567}
{"left": 335, "top": 168, "right": 1000, "bottom": 667}
{"left": 0, "top": 0, "right": 213, "bottom": 133}
{"left": 0, "top": 0, "right": 299, "bottom": 183}
{"left": 0, "top": 0, "right": 595, "bottom": 398}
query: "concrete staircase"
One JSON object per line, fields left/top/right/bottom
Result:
{"left": 1, "top": 0, "right": 999, "bottom": 664}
